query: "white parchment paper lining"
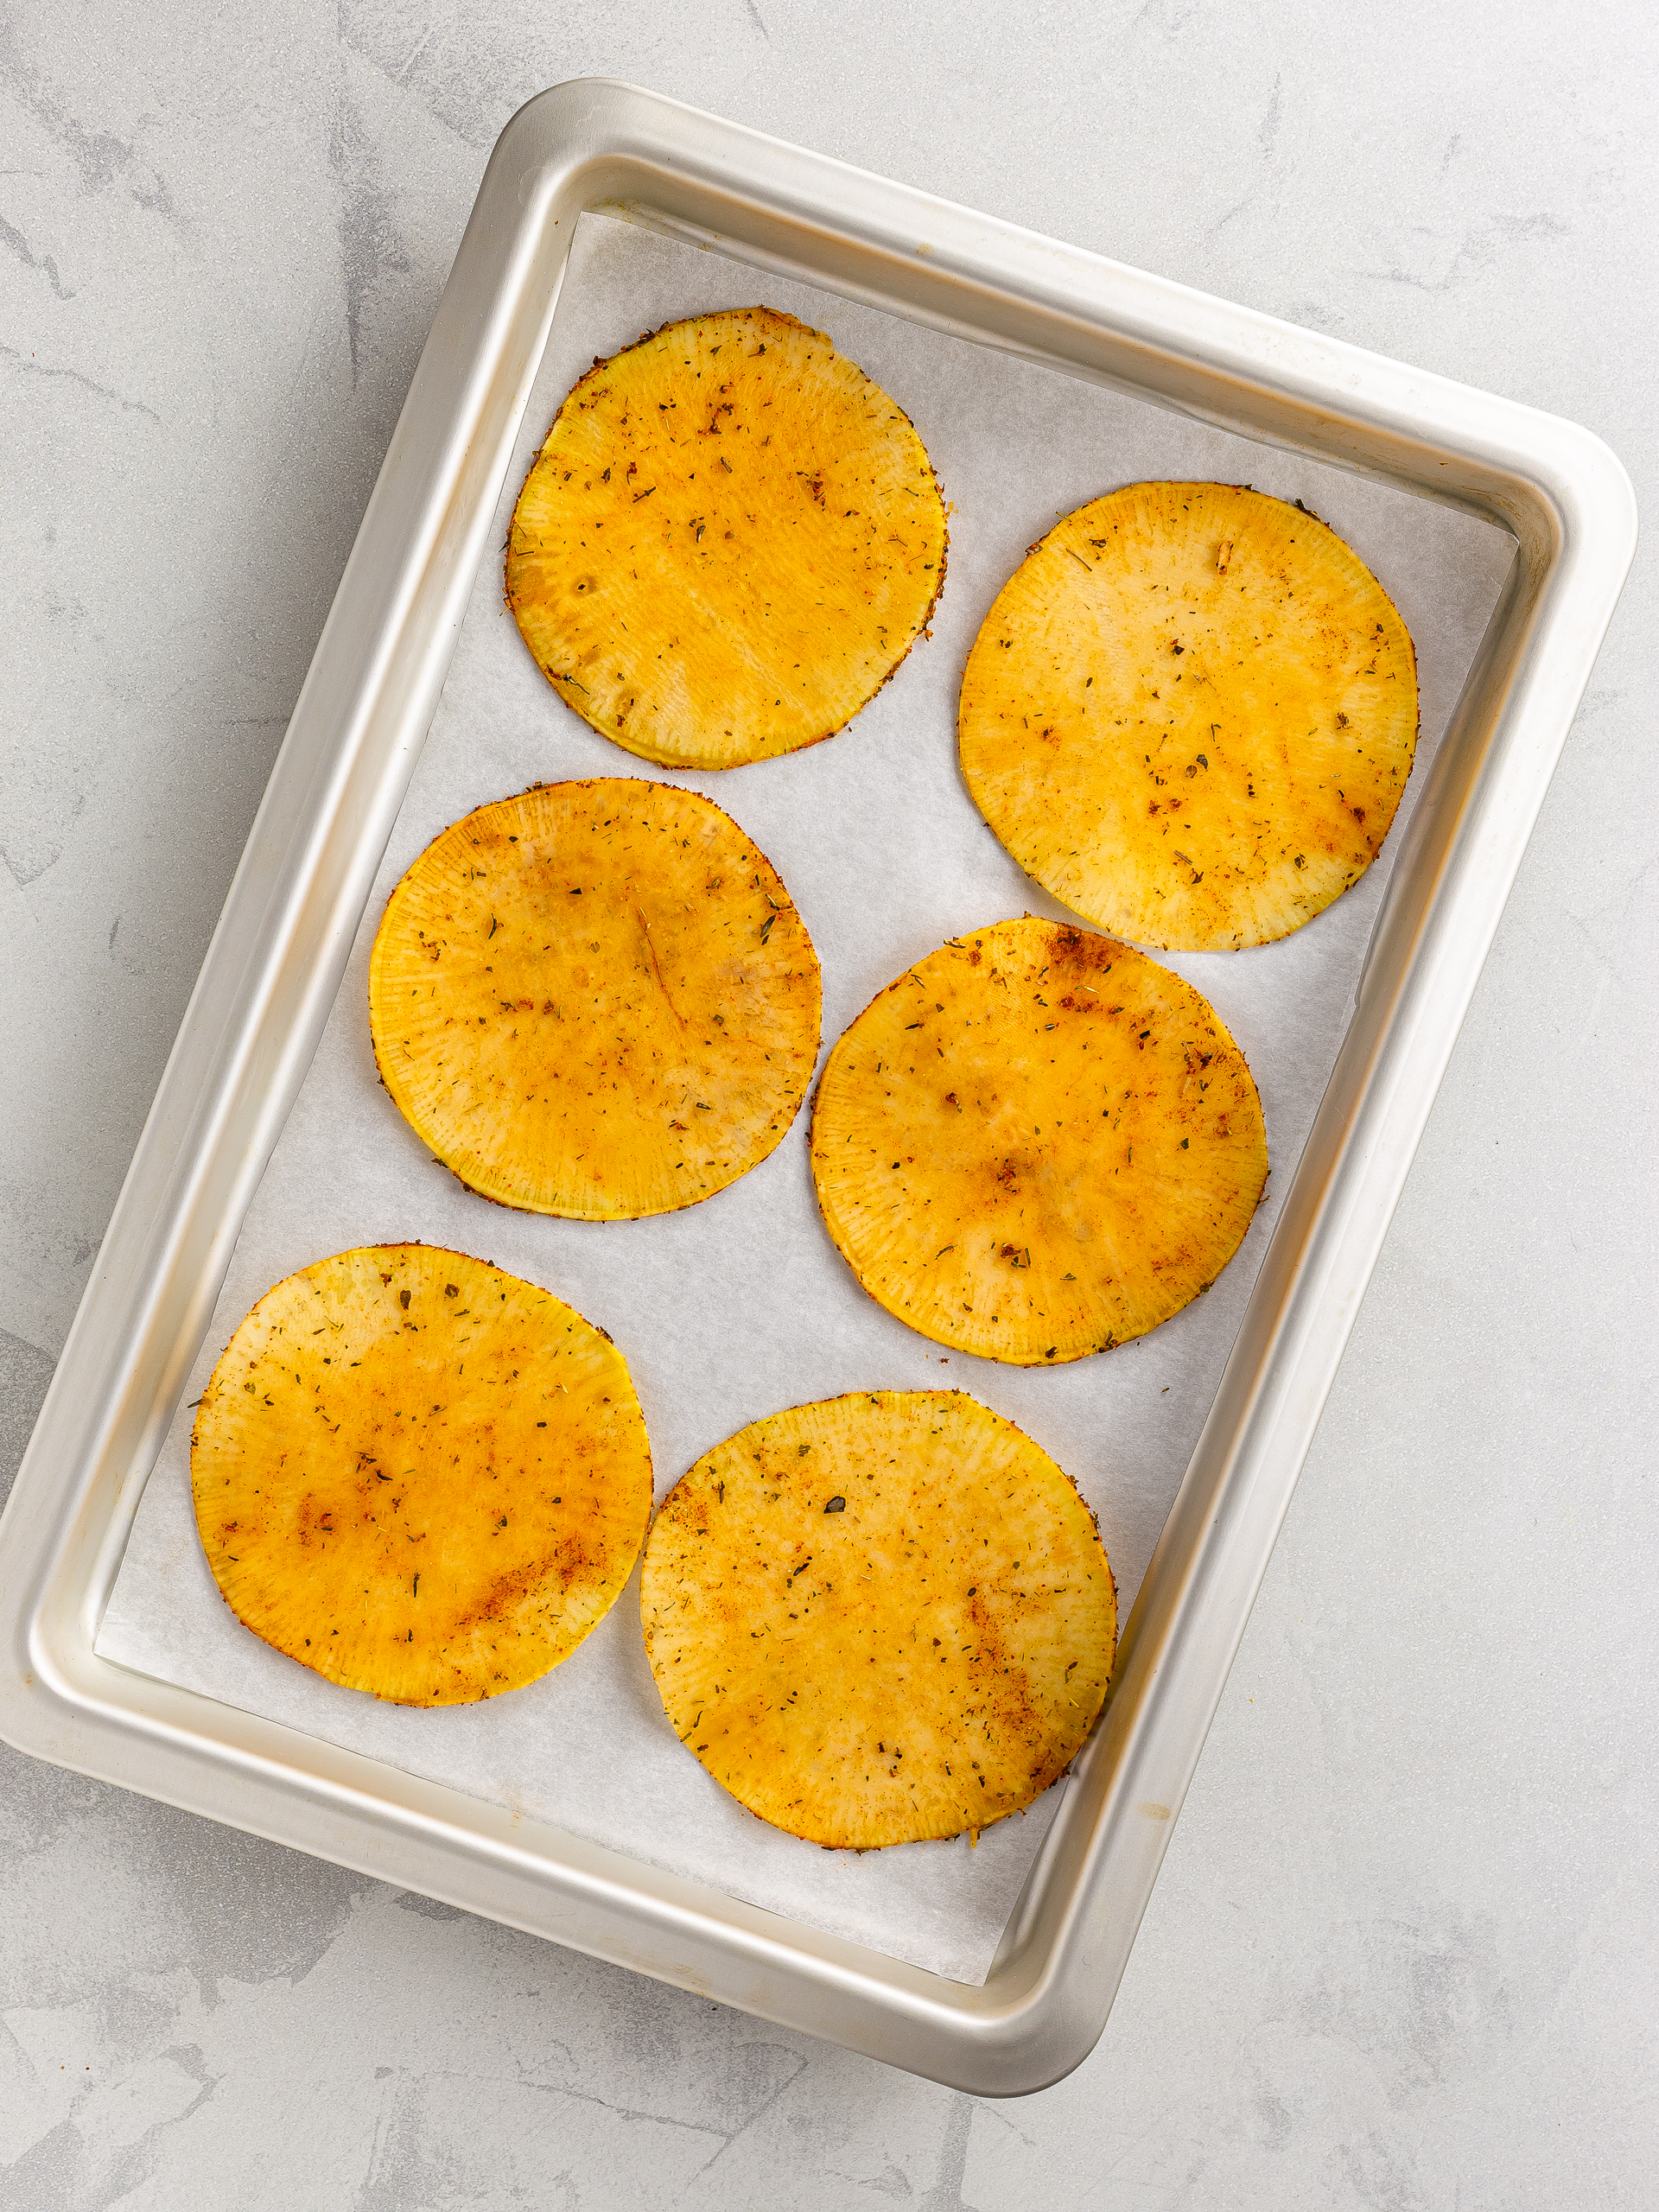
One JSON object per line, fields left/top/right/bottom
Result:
{"left": 97, "top": 215, "right": 1516, "bottom": 1985}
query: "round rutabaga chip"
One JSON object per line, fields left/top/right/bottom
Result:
{"left": 958, "top": 482, "right": 1419, "bottom": 949}
{"left": 506, "top": 307, "right": 947, "bottom": 770}
{"left": 640, "top": 1389, "right": 1117, "bottom": 1848}
{"left": 810, "top": 917, "right": 1268, "bottom": 1363}
{"left": 369, "top": 779, "right": 821, "bottom": 1220}
{"left": 191, "top": 1245, "right": 652, "bottom": 1706}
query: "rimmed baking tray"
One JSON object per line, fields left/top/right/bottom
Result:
{"left": 0, "top": 79, "right": 1634, "bottom": 2094}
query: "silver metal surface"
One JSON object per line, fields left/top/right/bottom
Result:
{"left": 0, "top": 79, "right": 1635, "bottom": 2094}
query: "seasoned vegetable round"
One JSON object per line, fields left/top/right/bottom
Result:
{"left": 369, "top": 779, "right": 821, "bottom": 1220}
{"left": 641, "top": 1389, "right": 1117, "bottom": 1848}
{"left": 959, "top": 482, "right": 1418, "bottom": 948}
{"left": 506, "top": 307, "right": 947, "bottom": 769}
{"left": 810, "top": 917, "right": 1268, "bottom": 1363}
{"left": 191, "top": 1245, "right": 652, "bottom": 1706}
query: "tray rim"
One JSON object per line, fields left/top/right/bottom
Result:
{"left": 0, "top": 78, "right": 1636, "bottom": 2095}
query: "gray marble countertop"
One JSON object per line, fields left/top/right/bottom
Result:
{"left": 3, "top": 4, "right": 1655, "bottom": 2205}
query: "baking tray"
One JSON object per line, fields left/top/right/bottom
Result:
{"left": 0, "top": 79, "right": 1634, "bottom": 2092}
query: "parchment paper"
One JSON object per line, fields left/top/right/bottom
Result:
{"left": 97, "top": 214, "right": 1516, "bottom": 1984}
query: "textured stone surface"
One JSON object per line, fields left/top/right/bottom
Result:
{"left": 2, "top": 2, "right": 1656, "bottom": 2203}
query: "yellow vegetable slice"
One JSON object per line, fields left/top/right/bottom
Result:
{"left": 369, "top": 779, "right": 821, "bottom": 1220}
{"left": 506, "top": 307, "right": 947, "bottom": 770}
{"left": 191, "top": 1245, "right": 652, "bottom": 1706}
{"left": 641, "top": 1389, "right": 1117, "bottom": 1848}
{"left": 810, "top": 917, "right": 1268, "bottom": 1363}
{"left": 959, "top": 482, "right": 1419, "bottom": 949}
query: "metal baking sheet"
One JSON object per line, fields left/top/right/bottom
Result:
{"left": 92, "top": 207, "right": 1513, "bottom": 1986}
{"left": 0, "top": 80, "right": 1635, "bottom": 2090}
